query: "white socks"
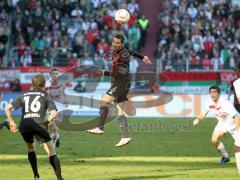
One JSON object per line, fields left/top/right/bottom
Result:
{"left": 235, "top": 152, "right": 240, "bottom": 174}
{"left": 217, "top": 142, "right": 229, "bottom": 158}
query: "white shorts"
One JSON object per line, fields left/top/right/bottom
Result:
{"left": 214, "top": 124, "right": 240, "bottom": 147}
{"left": 46, "top": 101, "right": 66, "bottom": 123}
{"left": 229, "top": 128, "right": 240, "bottom": 147}
{"left": 55, "top": 101, "right": 65, "bottom": 112}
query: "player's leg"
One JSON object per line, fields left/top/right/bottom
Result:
{"left": 26, "top": 142, "right": 40, "bottom": 180}
{"left": 87, "top": 94, "right": 114, "bottom": 134}
{"left": 115, "top": 101, "right": 131, "bottom": 147}
{"left": 235, "top": 145, "right": 240, "bottom": 174}
{"left": 20, "top": 131, "right": 40, "bottom": 180}
{"left": 0, "top": 119, "right": 10, "bottom": 130}
{"left": 36, "top": 125, "right": 63, "bottom": 180}
{"left": 230, "top": 128, "right": 240, "bottom": 174}
{"left": 49, "top": 102, "right": 65, "bottom": 148}
{"left": 48, "top": 122, "right": 60, "bottom": 148}
{"left": 211, "top": 128, "right": 229, "bottom": 164}
{"left": 44, "top": 140, "right": 63, "bottom": 180}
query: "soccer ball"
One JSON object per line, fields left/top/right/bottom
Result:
{"left": 114, "top": 9, "right": 130, "bottom": 24}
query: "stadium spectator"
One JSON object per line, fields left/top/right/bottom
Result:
{"left": 211, "top": 53, "right": 223, "bottom": 72}
{"left": 82, "top": 53, "right": 94, "bottom": 66}
{"left": 8, "top": 52, "right": 19, "bottom": 67}
{"left": 138, "top": 14, "right": 149, "bottom": 47}
{"left": 69, "top": 53, "right": 79, "bottom": 67}
{"left": 201, "top": 54, "right": 212, "bottom": 70}
{"left": 20, "top": 50, "right": 32, "bottom": 66}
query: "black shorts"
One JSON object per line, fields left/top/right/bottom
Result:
{"left": 19, "top": 119, "right": 51, "bottom": 144}
{"left": 106, "top": 81, "right": 130, "bottom": 103}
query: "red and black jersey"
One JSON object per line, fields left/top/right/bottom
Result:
{"left": 111, "top": 48, "right": 130, "bottom": 79}
{"left": 106, "top": 47, "right": 144, "bottom": 83}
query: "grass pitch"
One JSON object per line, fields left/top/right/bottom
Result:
{"left": 0, "top": 117, "right": 239, "bottom": 179}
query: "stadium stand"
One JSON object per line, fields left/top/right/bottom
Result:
{"left": 156, "top": 0, "right": 240, "bottom": 72}
{"left": 6, "top": 0, "right": 140, "bottom": 68}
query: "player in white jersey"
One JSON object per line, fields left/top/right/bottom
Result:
{"left": 45, "top": 68, "right": 68, "bottom": 148}
{"left": 193, "top": 85, "right": 240, "bottom": 174}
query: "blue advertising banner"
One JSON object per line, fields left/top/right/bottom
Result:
{"left": 0, "top": 92, "right": 21, "bottom": 116}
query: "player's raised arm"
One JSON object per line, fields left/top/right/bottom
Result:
{"left": 5, "top": 104, "right": 17, "bottom": 133}
{"left": 128, "top": 49, "right": 152, "bottom": 64}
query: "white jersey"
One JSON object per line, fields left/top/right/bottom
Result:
{"left": 45, "top": 80, "right": 65, "bottom": 111}
{"left": 203, "top": 97, "right": 238, "bottom": 132}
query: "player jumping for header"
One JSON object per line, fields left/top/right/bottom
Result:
{"left": 87, "top": 33, "right": 152, "bottom": 147}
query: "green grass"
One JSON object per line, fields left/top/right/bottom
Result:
{"left": 0, "top": 117, "right": 239, "bottom": 179}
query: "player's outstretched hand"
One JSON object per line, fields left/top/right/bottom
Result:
{"left": 9, "top": 122, "right": 17, "bottom": 133}
{"left": 193, "top": 118, "right": 200, "bottom": 126}
{"left": 142, "top": 56, "right": 152, "bottom": 64}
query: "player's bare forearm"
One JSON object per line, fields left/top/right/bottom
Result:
{"left": 5, "top": 104, "right": 14, "bottom": 122}
{"left": 5, "top": 104, "right": 17, "bottom": 133}
{"left": 48, "top": 110, "right": 57, "bottom": 123}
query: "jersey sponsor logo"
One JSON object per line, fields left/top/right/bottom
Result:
{"left": 209, "top": 105, "right": 221, "bottom": 110}
{"left": 45, "top": 85, "right": 61, "bottom": 90}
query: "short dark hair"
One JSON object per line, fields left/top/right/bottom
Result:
{"left": 113, "top": 33, "right": 125, "bottom": 43}
{"left": 50, "top": 67, "right": 59, "bottom": 75}
{"left": 32, "top": 74, "right": 46, "bottom": 89}
{"left": 209, "top": 85, "right": 221, "bottom": 94}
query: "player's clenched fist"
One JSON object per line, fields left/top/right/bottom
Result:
{"left": 9, "top": 122, "right": 17, "bottom": 133}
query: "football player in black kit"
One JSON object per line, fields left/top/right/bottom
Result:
{"left": 5, "top": 74, "right": 63, "bottom": 180}
{"left": 87, "top": 33, "right": 152, "bottom": 147}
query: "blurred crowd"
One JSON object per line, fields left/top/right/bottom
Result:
{"left": 3, "top": 0, "right": 240, "bottom": 73}
{"left": 0, "top": 1, "right": 12, "bottom": 66}
{"left": 155, "top": 0, "right": 240, "bottom": 72}
{"left": 3, "top": 0, "right": 143, "bottom": 69}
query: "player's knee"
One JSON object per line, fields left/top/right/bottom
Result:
{"left": 211, "top": 137, "right": 219, "bottom": 145}
{"left": 48, "top": 148, "right": 56, "bottom": 156}
{"left": 101, "top": 100, "right": 110, "bottom": 107}
{"left": 116, "top": 110, "right": 124, "bottom": 116}
{"left": 27, "top": 143, "right": 35, "bottom": 152}
{"left": 45, "top": 141, "right": 56, "bottom": 156}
